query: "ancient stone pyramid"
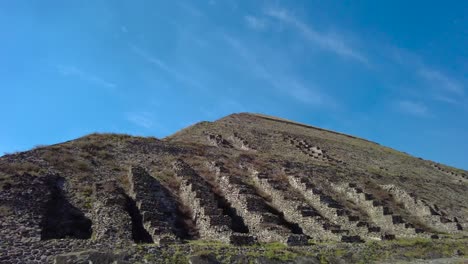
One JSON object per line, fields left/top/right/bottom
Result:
{"left": 1, "top": 113, "right": 466, "bottom": 263}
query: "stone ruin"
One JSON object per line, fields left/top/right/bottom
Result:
{"left": 1, "top": 161, "right": 466, "bottom": 263}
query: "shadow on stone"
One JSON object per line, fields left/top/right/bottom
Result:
{"left": 265, "top": 203, "right": 304, "bottom": 235}
{"left": 214, "top": 192, "right": 249, "bottom": 233}
{"left": 124, "top": 194, "right": 154, "bottom": 243}
{"left": 41, "top": 176, "right": 92, "bottom": 240}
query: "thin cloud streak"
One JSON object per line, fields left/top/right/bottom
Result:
{"left": 56, "top": 65, "right": 117, "bottom": 89}
{"left": 395, "top": 100, "right": 430, "bottom": 117}
{"left": 265, "top": 8, "right": 368, "bottom": 64}
{"left": 130, "top": 44, "right": 204, "bottom": 90}
{"left": 245, "top": 15, "right": 267, "bottom": 31}
{"left": 125, "top": 112, "right": 153, "bottom": 128}
{"left": 419, "top": 68, "right": 464, "bottom": 95}
{"left": 223, "top": 34, "right": 337, "bottom": 108}
{"left": 390, "top": 47, "right": 465, "bottom": 104}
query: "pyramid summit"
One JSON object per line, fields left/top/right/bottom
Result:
{"left": 1, "top": 113, "right": 467, "bottom": 263}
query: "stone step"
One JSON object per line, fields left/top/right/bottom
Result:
{"left": 218, "top": 173, "right": 298, "bottom": 244}
{"left": 337, "top": 184, "right": 425, "bottom": 238}
{"left": 173, "top": 160, "right": 235, "bottom": 243}
{"left": 251, "top": 171, "right": 344, "bottom": 242}
{"left": 287, "top": 174, "right": 386, "bottom": 241}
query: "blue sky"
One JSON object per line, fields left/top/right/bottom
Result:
{"left": 1, "top": 1, "right": 467, "bottom": 170}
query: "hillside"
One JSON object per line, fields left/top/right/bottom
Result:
{"left": 1, "top": 113, "right": 467, "bottom": 264}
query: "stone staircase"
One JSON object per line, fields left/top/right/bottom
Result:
{"left": 172, "top": 160, "right": 255, "bottom": 245}
{"left": 332, "top": 182, "right": 428, "bottom": 239}
{"left": 284, "top": 171, "right": 384, "bottom": 241}
{"left": 128, "top": 167, "right": 178, "bottom": 245}
{"left": 381, "top": 184, "right": 463, "bottom": 234}
{"left": 251, "top": 170, "right": 362, "bottom": 243}
{"left": 217, "top": 173, "right": 308, "bottom": 245}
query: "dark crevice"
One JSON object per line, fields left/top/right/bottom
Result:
{"left": 41, "top": 176, "right": 92, "bottom": 240}
{"left": 264, "top": 202, "right": 304, "bottom": 235}
{"left": 124, "top": 195, "right": 153, "bottom": 243}
{"left": 214, "top": 192, "right": 250, "bottom": 233}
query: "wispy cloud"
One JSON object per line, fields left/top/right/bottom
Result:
{"left": 433, "top": 95, "right": 459, "bottom": 105}
{"left": 395, "top": 100, "right": 430, "bottom": 117}
{"left": 130, "top": 44, "right": 204, "bottom": 90}
{"left": 56, "top": 65, "right": 117, "bottom": 89}
{"left": 245, "top": 15, "right": 267, "bottom": 31}
{"left": 419, "top": 68, "right": 464, "bottom": 95}
{"left": 125, "top": 112, "right": 153, "bottom": 128}
{"left": 389, "top": 47, "right": 465, "bottom": 105}
{"left": 265, "top": 7, "right": 368, "bottom": 64}
{"left": 223, "top": 34, "right": 336, "bottom": 108}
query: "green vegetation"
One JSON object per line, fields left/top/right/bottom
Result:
{"left": 141, "top": 238, "right": 468, "bottom": 264}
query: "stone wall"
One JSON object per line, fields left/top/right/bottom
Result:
{"left": 0, "top": 174, "right": 49, "bottom": 246}
{"left": 0, "top": 174, "right": 110, "bottom": 263}
{"left": 91, "top": 180, "right": 132, "bottom": 242}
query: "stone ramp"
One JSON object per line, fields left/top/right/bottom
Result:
{"left": 283, "top": 170, "right": 382, "bottom": 241}
{"left": 251, "top": 170, "right": 362, "bottom": 242}
{"left": 128, "top": 167, "right": 178, "bottom": 245}
{"left": 172, "top": 160, "right": 255, "bottom": 245}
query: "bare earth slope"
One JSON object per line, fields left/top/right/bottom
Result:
{"left": 1, "top": 113, "right": 467, "bottom": 263}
